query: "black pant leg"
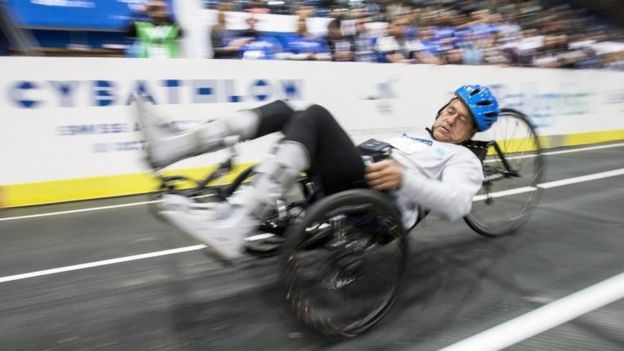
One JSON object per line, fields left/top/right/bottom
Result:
{"left": 250, "top": 100, "right": 296, "bottom": 138}
{"left": 282, "top": 104, "right": 367, "bottom": 195}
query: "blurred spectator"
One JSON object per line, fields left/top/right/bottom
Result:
{"left": 458, "top": 32, "right": 484, "bottom": 65}
{"left": 442, "top": 47, "right": 463, "bottom": 64}
{"left": 605, "top": 51, "right": 624, "bottom": 71}
{"left": 0, "top": 29, "right": 8, "bottom": 55}
{"left": 247, "top": 0, "right": 271, "bottom": 15}
{"left": 283, "top": 14, "right": 330, "bottom": 60}
{"left": 0, "top": 0, "right": 11, "bottom": 55}
{"left": 199, "top": 0, "right": 624, "bottom": 69}
{"left": 386, "top": 0, "right": 410, "bottom": 19}
{"left": 296, "top": 4, "right": 315, "bottom": 19}
{"left": 211, "top": 3, "right": 252, "bottom": 58}
{"left": 353, "top": 16, "right": 377, "bottom": 62}
{"left": 375, "top": 16, "right": 412, "bottom": 63}
{"left": 326, "top": 18, "right": 354, "bottom": 61}
{"left": 533, "top": 34, "right": 569, "bottom": 68}
{"left": 511, "top": 28, "right": 542, "bottom": 66}
{"left": 126, "top": 0, "right": 183, "bottom": 58}
{"left": 480, "top": 33, "right": 511, "bottom": 65}
{"left": 407, "top": 25, "right": 444, "bottom": 64}
{"left": 237, "top": 15, "right": 283, "bottom": 60}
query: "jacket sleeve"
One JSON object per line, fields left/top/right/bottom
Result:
{"left": 397, "top": 154, "right": 484, "bottom": 221}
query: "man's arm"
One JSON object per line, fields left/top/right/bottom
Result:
{"left": 398, "top": 156, "right": 483, "bottom": 221}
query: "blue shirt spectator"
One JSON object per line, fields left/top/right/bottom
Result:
{"left": 282, "top": 15, "right": 329, "bottom": 60}
{"left": 239, "top": 36, "right": 284, "bottom": 60}
{"left": 231, "top": 14, "right": 284, "bottom": 60}
{"left": 353, "top": 18, "right": 377, "bottom": 63}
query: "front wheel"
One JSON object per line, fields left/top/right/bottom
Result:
{"left": 464, "top": 108, "right": 545, "bottom": 237}
{"left": 281, "top": 189, "right": 408, "bottom": 337}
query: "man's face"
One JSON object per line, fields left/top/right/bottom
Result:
{"left": 389, "top": 19, "right": 407, "bottom": 38}
{"left": 246, "top": 16, "right": 259, "bottom": 31}
{"left": 432, "top": 98, "right": 476, "bottom": 143}
{"left": 147, "top": 0, "right": 168, "bottom": 21}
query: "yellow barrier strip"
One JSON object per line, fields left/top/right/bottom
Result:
{"left": 2, "top": 129, "right": 624, "bottom": 208}
{"left": 3, "top": 163, "right": 255, "bottom": 208}
{"left": 563, "top": 129, "right": 624, "bottom": 147}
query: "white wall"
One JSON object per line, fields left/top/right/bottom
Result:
{"left": 1, "top": 57, "right": 623, "bottom": 187}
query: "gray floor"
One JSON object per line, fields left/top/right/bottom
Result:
{"left": 0, "top": 143, "right": 623, "bottom": 351}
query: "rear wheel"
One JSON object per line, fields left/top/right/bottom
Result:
{"left": 464, "top": 108, "right": 545, "bottom": 237}
{"left": 281, "top": 189, "right": 407, "bottom": 337}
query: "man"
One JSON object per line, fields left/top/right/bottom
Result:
{"left": 126, "top": 0, "right": 182, "bottom": 58}
{"left": 134, "top": 85, "right": 499, "bottom": 260}
{"left": 375, "top": 16, "right": 415, "bottom": 64}
{"left": 235, "top": 15, "right": 283, "bottom": 60}
{"left": 326, "top": 18, "right": 354, "bottom": 61}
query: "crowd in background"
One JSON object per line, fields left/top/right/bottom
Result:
{"left": 201, "top": 0, "right": 624, "bottom": 69}
{"left": 3, "top": 0, "right": 624, "bottom": 70}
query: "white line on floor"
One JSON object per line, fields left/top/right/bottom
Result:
{"left": 1, "top": 167, "right": 623, "bottom": 285}
{"left": 484, "top": 142, "right": 624, "bottom": 163}
{"left": 0, "top": 200, "right": 160, "bottom": 222}
{"left": 0, "top": 245, "right": 206, "bottom": 284}
{"left": 473, "top": 168, "right": 624, "bottom": 201}
{"left": 473, "top": 186, "right": 537, "bottom": 201}
{"left": 438, "top": 272, "right": 624, "bottom": 351}
{"left": 539, "top": 168, "right": 624, "bottom": 189}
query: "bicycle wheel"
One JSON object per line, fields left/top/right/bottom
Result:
{"left": 464, "top": 108, "right": 545, "bottom": 237}
{"left": 281, "top": 189, "right": 408, "bottom": 337}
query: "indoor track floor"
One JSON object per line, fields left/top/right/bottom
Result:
{"left": 1, "top": 142, "right": 623, "bottom": 351}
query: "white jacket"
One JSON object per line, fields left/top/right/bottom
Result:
{"left": 385, "top": 133, "right": 484, "bottom": 228}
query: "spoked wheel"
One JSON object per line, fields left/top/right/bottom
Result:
{"left": 464, "top": 108, "right": 545, "bottom": 237}
{"left": 281, "top": 189, "right": 408, "bottom": 337}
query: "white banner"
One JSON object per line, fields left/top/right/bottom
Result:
{"left": 1, "top": 57, "right": 623, "bottom": 189}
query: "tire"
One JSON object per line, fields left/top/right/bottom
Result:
{"left": 464, "top": 108, "right": 545, "bottom": 237}
{"left": 281, "top": 189, "right": 408, "bottom": 337}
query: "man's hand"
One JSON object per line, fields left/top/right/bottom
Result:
{"left": 228, "top": 37, "right": 253, "bottom": 49}
{"left": 365, "top": 160, "right": 404, "bottom": 191}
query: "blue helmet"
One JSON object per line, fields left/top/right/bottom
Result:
{"left": 454, "top": 85, "right": 500, "bottom": 131}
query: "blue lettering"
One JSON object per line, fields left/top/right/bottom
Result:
{"left": 192, "top": 80, "right": 217, "bottom": 103}
{"left": 130, "top": 81, "right": 157, "bottom": 104}
{"left": 94, "top": 80, "right": 116, "bottom": 107}
{"left": 502, "top": 93, "right": 524, "bottom": 110}
{"left": 251, "top": 79, "right": 271, "bottom": 101}
{"left": 9, "top": 81, "right": 40, "bottom": 108}
{"left": 162, "top": 79, "right": 182, "bottom": 104}
{"left": 224, "top": 79, "right": 242, "bottom": 103}
{"left": 50, "top": 81, "right": 79, "bottom": 107}
{"left": 57, "top": 124, "right": 129, "bottom": 136}
{"left": 93, "top": 140, "right": 146, "bottom": 153}
{"left": 281, "top": 80, "right": 301, "bottom": 100}
{"left": 9, "top": 78, "right": 304, "bottom": 108}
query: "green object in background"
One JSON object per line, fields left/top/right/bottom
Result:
{"left": 134, "top": 21, "right": 181, "bottom": 58}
